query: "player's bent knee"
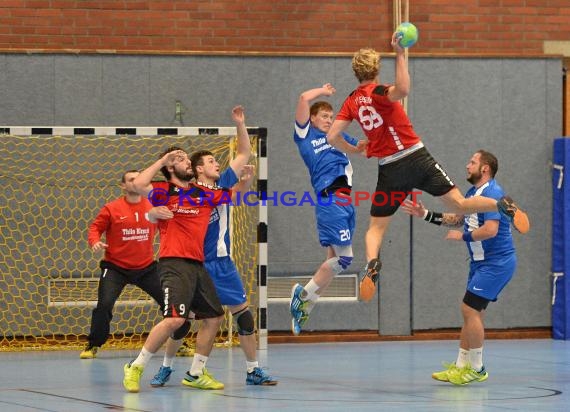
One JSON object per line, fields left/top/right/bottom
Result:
{"left": 463, "top": 291, "right": 489, "bottom": 312}
{"left": 326, "top": 256, "right": 353, "bottom": 274}
{"left": 234, "top": 308, "right": 255, "bottom": 336}
{"left": 171, "top": 320, "right": 191, "bottom": 340}
{"left": 327, "top": 245, "right": 354, "bottom": 274}
{"left": 164, "top": 316, "right": 186, "bottom": 332}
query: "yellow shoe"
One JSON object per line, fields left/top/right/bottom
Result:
{"left": 432, "top": 362, "right": 458, "bottom": 382}
{"left": 123, "top": 362, "right": 144, "bottom": 393}
{"left": 449, "top": 364, "right": 489, "bottom": 386}
{"left": 79, "top": 344, "right": 99, "bottom": 359}
{"left": 181, "top": 368, "right": 224, "bottom": 390}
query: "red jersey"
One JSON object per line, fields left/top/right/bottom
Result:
{"left": 151, "top": 181, "right": 232, "bottom": 262}
{"left": 87, "top": 197, "right": 156, "bottom": 270}
{"left": 336, "top": 83, "right": 421, "bottom": 158}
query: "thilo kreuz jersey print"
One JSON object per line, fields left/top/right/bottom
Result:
{"left": 294, "top": 119, "right": 356, "bottom": 194}
{"left": 87, "top": 197, "right": 156, "bottom": 270}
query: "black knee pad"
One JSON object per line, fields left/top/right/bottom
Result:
{"left": 172, "top": 320, "right": 191, "bottom": 340}
{"left": 463, "top": 290, "right": 490, "bottom": 312}
{"left": 234, "top": 308, "right": 255, "bottom": 336}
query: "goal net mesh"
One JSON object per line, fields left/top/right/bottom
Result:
{"left": 0, "top": 132, "right": 259, "bottom": 351}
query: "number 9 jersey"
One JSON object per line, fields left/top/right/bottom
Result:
{"left": 336, "top": 83, "right": 421, "bottom": 159}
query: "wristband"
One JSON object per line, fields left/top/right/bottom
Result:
{"left": 462, "top": 231, "right": 474, "bottom": 242}
{"left": 423, "top": 210, "right": 443, "bottom": 226}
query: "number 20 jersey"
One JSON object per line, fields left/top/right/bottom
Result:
{"left": 336, "top": 83, "right": 421, "bottom": 159}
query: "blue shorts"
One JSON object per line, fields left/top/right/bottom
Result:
{"left": 467, "top": 254, "right": 517, "bottom": 301}
{"left": 315, "top": 194, "right": 356, "bottom": 247}
{"left": 204, "top": 256, "right": 247, "bottom": 306}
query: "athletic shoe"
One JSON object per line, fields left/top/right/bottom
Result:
{"left": 290, "top": 283, "right": 309, "bottom": 336}
{"left": 497, "top": 196, "right": 530, "bottom": 234}
{"left": 432, "top": 362, "right": 458, "bottom": 382}
{"left": 79, "top": 344, "right": 99, "bottom": 359}
{"left": 176, "top": 340, "right": 195, "bottom": 357}
{"left": 150, "top": 366, "right": 173, "bottom": 387}
{"left": 448, "top": 364, "right": 488, "bottom": 386}
{"left": 123, "top": 362, "right": 144, "bottom": 393}
{"left": 246, "top": 367, "right": 278, "bottom": 386}
{"left": 291, "top": 315, "right": 309, "bottom": 336}
{"left": 359, "top": 258, "right": 382, "bottom": 302}
{"left": 181, "top": 368, "right": 224, "bottom": 390}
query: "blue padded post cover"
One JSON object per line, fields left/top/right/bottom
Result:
{"left": 552, "top": 137, "right": 570, "bottom": 339}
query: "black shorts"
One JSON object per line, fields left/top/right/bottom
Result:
{"left": 371, "top": 147, "right": 455, "bottom": 217}
{"left": 99, "top": 260, "right": 163, "bottom": 310}
{"left": 159, "top": 257, "right": 224, "bottom": 320}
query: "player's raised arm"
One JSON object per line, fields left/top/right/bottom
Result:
{"left": 296, "top": 84, "right": 336, "bottom": 125}
{"left": 133, "top": 149, "right": 186, "bottom": 196}
{"left": 386, "top": 31, "right": 411, "bottom": 102}
{"left": 229, "top": 105, "right": 252, "bottom": 175}
{"left": 231, "top": 164, "right": 255, "bottom": 203}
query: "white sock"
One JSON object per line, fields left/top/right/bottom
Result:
{"left": 190, "top": 353, "right": 208, "bottom": 376}
{"left": 246, "top": 360, "right": 259, "bottom": 373}
{"left": 132, "top": 347, "right": 154, "bottom": 367}
{"left": 456, "top": 348, "right": 469, "bottom": 368}
{"left": 162, "top": 354, "right": 175, "bottom": 368}
{"left": 469, "top": 347, "right": 483, "bottom": 371}
{"left": 304, "top": 279, "right": 321, "bottom": 303}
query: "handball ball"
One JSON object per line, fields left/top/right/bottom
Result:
{"left": 396, "top": 22, "right": 418, "bottom": 48}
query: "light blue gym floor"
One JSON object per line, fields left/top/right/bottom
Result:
{"left": 1, "top": 339, "right": 569, "bottom": 412}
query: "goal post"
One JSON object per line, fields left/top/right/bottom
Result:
{"left": 0, "top": 126, "right": 267, "bottom": 351}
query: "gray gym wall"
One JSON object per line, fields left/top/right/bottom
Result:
{"left": 0, "top": 53, "right": 561, "bottom": 335}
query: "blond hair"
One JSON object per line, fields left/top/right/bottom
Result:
{"left": 352, "top": 48, "right": 381, "bottom": 82}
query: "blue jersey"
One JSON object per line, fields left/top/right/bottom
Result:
{"left": 464, "top": 179, "right": 515, "bottom": 261}
{"left": 294, "top": 120, "right": 357, "bottom": 194}
{"left": 204, "top": 167, "right": 239, "bottom": 261}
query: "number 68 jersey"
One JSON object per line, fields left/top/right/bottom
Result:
{"left": 336, "top": 83, "right": 421, "bottom": 159}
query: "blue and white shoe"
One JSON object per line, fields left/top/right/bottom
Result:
{"left": 246, "top": 367, "right": 278, "bottom": 386}
{"left": 290, "top": 283, "right": 309, "bottom": 336}
{"left": 150, "top": 366, "right": 173, "bottom": 387}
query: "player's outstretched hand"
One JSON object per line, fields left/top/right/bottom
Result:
{"left": 162, "top": 149, "right": 187, "bottom": 167}
{"left": 391, "top": 31, "right": 405, "bottom": 53}
{"left": 400, "top": 199, "right": 425, "bottom": 217}
{"left": 239, "top": 164, "right": 256, "bottom": 182}
{"left": 232, "top": 105, "right": 245, "bottom": 124}
{"left": 321, "top": 83, "right": 336, "bottom": 96}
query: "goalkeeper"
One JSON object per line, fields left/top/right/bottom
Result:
{"left": 80, "top": 170, "right": 162, "bottom": 360}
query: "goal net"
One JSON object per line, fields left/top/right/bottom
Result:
{"left": 0, "top": 127, "right": 266, "bottom": 351}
